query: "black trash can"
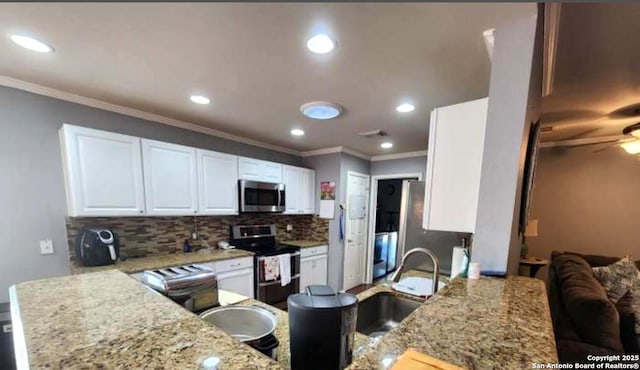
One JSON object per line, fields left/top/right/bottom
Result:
{"left": 0, "top": 302, "right": 16, "bottom": 370}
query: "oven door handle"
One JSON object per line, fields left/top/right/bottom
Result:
{"left": 258, "top": 274, "right": 300, "bottom": 287}
{"left": 257, "top": 252, "right": 300, "bottom": 262}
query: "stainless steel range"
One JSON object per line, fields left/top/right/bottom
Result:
{"left": 230, "top": 224, "right": 300, "bottom": 310}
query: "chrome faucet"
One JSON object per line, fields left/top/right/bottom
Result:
{"left": 390, "top": 248, "right": 440, "bottom": 295}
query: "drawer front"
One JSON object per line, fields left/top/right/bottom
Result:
{"left": 300, "top": 245, "right": 328, "bottom": 258}
{"left": 215, "top": 257, "right": 253, "bottom": 274}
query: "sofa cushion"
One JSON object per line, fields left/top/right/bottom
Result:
{"left": 592, "top": 257, "right": 638, "bottom": 303}
{"left": 616, "top": 292, "right": 640, "bottom": 353}
{"left": 630, "top": 276, "right": 640, "bottom": 334}
{"left": 555, "top": 254, "right": 623, "bottom": 352}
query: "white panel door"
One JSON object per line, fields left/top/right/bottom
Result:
{"left": 312, "top": 254, "right": 328, "bottom": 286}
{"left": 423, "top": 98, "right": 488, "bottom": 232}
{"left": 300, "top": 257, "right": 313, "bottom": 293}
{"left": 217, "top": 268, "right": 254, "bottom": 298}
{"left": 343, "top": 171, "right": 370, "bottom": 290}
{"left": 197, "top": 149, "right": 238, "bottom": 215}
{"left": 238, "top": 157, "right": 261, "bottom": 181}
{"left": 301, "top": 169, "right": 316, "bottom": 214}
{"left": 261, "top": 161, "right": 283, "bottom": 183}
{"left": 59, "top": 124, "right": 145, "bottom": 216}
{"left": 283, "top": 165, "right": 300, "bottom": 214}
{"left": 142, "top": 139, "right": 198, "bottom": 215}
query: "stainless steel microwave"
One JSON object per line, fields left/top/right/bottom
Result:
{"left": 238, "top": 180, "right": 285, "bottom": 213}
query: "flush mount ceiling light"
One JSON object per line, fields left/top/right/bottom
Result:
{"left": 10, "top": 34, "right": 53, "bottom": 53}
{"left": 291, "top": 129, "right": 305, "bottom": 136}
{"left": 306, "top": 34, "right": 335, "bottom": 54}
{"left": 396, "top": 103, "right": 415, "bottom": 113}
{"left": 381, "top": 142, "right": 393, "bottom": 149}
{"left": 300, "top": 101, "right": 342, "bottom": 120}
{"left": 190, "top": 95, "right": 210, "bottom": 105}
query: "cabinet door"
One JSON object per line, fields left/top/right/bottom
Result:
{"left": 142, "top": 139, "right": 198, "bottom": 215}
{"left": 59, "top": 124, "right": 145, "bottom": 216}
{"left": 217, "top": 268, "right": 254, "bottom": 299}
{"left": 283, "top": 165, "right": 300, "bottom": 214}
{"left": 301, "top": 169, "right": 316, "bottom": 214}
{"left": 300, "top": 257, "right": 314, "bottom": 293}
{"left": 197, "top": 149, "right": 238, "bottom": 215}
{"left": 423, "top": 98, "right": 488, "bottom": 233}
{"left": 312, "top": 255, "right": 328, "bottom": 286}
{"left": 261, "top": 161, "right": 283, "bottom": 183}
{"left": 238, "top": 157, "right": 261, "bottom": 181}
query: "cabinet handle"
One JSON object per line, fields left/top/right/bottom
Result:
{"left": 139, "top": 210, "right": 143, "bottom": 214}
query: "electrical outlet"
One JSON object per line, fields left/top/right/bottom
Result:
{"left": 286, "top": 224, "right": 293, "bottom": 232}
{"left": 39, "top": 239, "right": 54, "bottom": 255}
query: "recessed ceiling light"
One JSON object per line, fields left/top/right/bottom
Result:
{"left": 381, "top": 142, "right": 393, "bottom": 149}
{"left": 291, "top": 129, "right": 305, "bottom": 136}
{"left": 396, "top": 103, "right": 415, "bottom": 113}
{"left": 10, "top": 35, "right": 53, "bottom": 53}
{"left": 190, "top": 95, "right": 210, "bottom": 105}
{"left": 300, "top": 101, "right": 342, "bottom": 120}
{"left": 306, "top": 34, "right": 335, "bottom": 54}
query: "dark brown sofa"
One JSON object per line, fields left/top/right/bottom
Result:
{"left": 548, "top": 252, "right": 640, "bottom": 362}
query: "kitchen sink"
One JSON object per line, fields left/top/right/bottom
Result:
{"left": 356, "top": 292, "right": 422, "bottom": 336}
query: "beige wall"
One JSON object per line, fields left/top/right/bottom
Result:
{"left": 527, "top": 144, "right": 640, "bottom": 280}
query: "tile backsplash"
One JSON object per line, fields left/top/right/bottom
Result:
{"left": 66, "top": 214, "right": 329, "bottom": 261}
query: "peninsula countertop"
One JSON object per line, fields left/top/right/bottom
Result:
{"left": 10, "top": 270, "right": 280, "bottom": 370}
{"left": 70, "top": 248, "right": 254, "bottom": 274}
{"left": 11, "top": 271, "right": 557, "bottom": 370}
{"left": 348, "top": 276, "right": 558, "bottom": 370}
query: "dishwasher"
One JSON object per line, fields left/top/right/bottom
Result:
{"left": 0, "top": 302, "right": 15, "bottom": 370}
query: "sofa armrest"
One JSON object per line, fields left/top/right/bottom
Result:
{"left": 557, "top": 339, "right": 624, "bottom": 363}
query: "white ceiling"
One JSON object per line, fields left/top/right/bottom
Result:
{"left": 0, "top": 3, "right": 532, "bottom": 155}
{"left": 541, "top": 3, "right": 640, "bottom": 142}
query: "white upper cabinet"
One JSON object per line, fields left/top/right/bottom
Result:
{"left": 197, "top": 149, "right": 238, "bottom": 215}
{"left": 59, "top": 124, "right": 145, "bottom": 216}
{"left": 238, "top": 157, "right": 282, "bottom": 183}
{"left": 283, "top": 165, "right": 300, "bottom": 214}
{"left": 282, "top": 165, "right": 315, "bottom": 214}
{"left": 261, "top": 161, "right": 283, "bottom": 183}
{"left": 142, "top": 139, "right": 198, "bottom": 216}
{"left": 300, "top": 168, "right": 315, "bottom": 214}
{"left": 423, "top": 98, "right": 488, "bottom": 233}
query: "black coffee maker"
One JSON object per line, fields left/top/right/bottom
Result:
{"left": 75, "top": 228, "right": 120, "bottom": 266}
{"left": 288, "top": 285, "right": 358, "bottom": 370}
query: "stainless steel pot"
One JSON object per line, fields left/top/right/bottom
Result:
{"left": 199, "top": 305, "right": 277, "bottom": 344}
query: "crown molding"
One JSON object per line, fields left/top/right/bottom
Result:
{"left": 301, "top": 146, "right": 371, "bottom": 160}
{"left": 370, "top": 150, "right": 428, "bottom": 162}
{"left": 0, "top": 76, "right": 301, "bottom": 156}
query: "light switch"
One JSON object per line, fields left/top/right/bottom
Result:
{"left": 39, "top": 239, "right": 54, "bottom": 255}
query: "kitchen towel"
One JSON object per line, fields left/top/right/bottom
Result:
{"left": 279, "top": 253, "right": 291, "bottom": 287}
{"left": 263, "top": 256, "right": 280, "bottom": 281}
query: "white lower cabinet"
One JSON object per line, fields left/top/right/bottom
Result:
{"left": 199, "top": 257, "right": 254, "bottom": 299}
{"left": 299, "top": 245, "right": 328, "bottom": 292}
{"left": 217, "top": 268, "right": 254, "bottom": 299}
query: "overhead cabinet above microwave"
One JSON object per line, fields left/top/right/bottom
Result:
{"left": 59, "top": 124, "right": 314, "bottom": 217}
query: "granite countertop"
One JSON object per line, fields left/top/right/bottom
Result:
{"left": 279, "top": 240, "right": 327, "bottom": 249}
{"left": 11, "top": 269, "right": 556, "bottom": 370}
{"left": 70, "top": 248, "right": 254, "bottom": 274}
{"left": 10, "top": 270, "right": 281, "bottom": 370}
{"left": 347, "top": 276, "right": 558, "bottom": 370}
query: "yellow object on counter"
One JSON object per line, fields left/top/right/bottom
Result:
{"left": 391, "top": 349, "right": 465, "bottom": 370}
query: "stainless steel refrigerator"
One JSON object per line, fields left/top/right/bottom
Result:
{"left": 397, "top": 181, "right": 470, "bottom": 275}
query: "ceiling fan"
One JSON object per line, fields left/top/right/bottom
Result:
{"left": 593, "top": 122, "right": 640, "bottom": 154}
